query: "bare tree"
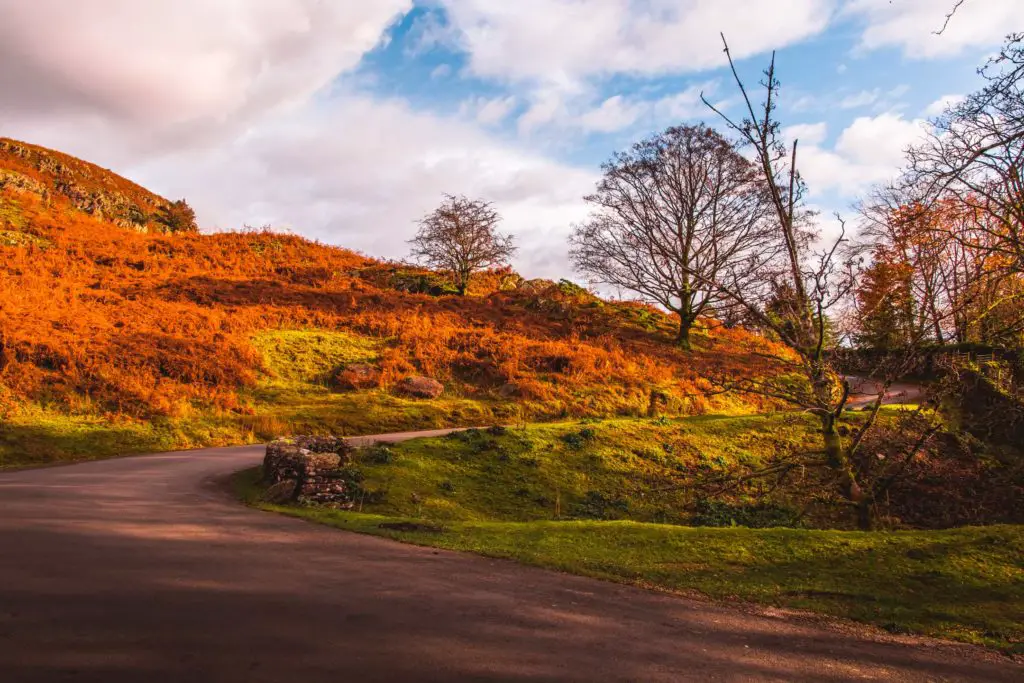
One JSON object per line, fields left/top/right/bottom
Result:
{"left": 905, "top": 33, "right": 1024, "bottom": 270}
{"left": 569, "top": 124, "right": 776, "bottom": 348}
{"left": 408, "top": 195, "right": 517, "bottom": 296}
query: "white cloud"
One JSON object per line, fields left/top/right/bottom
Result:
{"left": 845, "top": 0, "right": 1024, "bottom": 58}
{"left": 652, "top": 84, "right": 713, "bottom": 122}
{"left": 515, "top": 82, "right": 713, "bottom": 137}
{"left": 784, "top": 122, "right": 829, "bottom": 146}
{"left": 438, "top": 0, "right": 834, "bottom": 86}
{"left": 133, "top": 95, "right": 597, "bottom": 279}
{"left": 0, "top": 0, "right": 412, "bottom": 163}
{"left": 839, "top": 89, "right": 880, "bottom": 109}
{"left": 579, "top": 96, "right": 644, "bottom": 133}
{"left": 834, "top": 113, "right": 923, "bottom": 166}
{"left": 430, "top": 64, "right": 453, "bottom": 79}
{"left": 923, "top": 93, "right": 964, "bottom": 117}
{"left": 517, "top": 90, "right": 574, "bottom": 134}
{"left": 790, "top": 84, "right": 909, "bottom": 114}
{"left": 461, "top": 95, "right": 518, "bottom": 125}
{"left": 406, "top": 8, "right": 459, "bottom": 55}
{"left": 797, "top": 113, "right": 927, "bottom": 195}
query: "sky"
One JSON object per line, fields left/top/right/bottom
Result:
{"left": 1, "top": 0, "right": 1021, "bottom": 279}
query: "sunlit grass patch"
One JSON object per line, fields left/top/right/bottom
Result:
{"left": 250, "top": 329, "right": 383, "bottom": 385}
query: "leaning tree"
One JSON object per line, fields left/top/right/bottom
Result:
{"left": 569, "top": 124, "right": 776, "bottom": 348}
{"left": 686, "top": 35, "right": 949, "bottom": 529}
{"left": 408, "top": 194, "right": 517, "bottom": 296}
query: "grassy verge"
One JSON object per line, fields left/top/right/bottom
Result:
{"left": 309, "top": 414, "right": 828, "bottom": 527}
{"left": 235, "top": 467, "right": 1023, "bottom": 654}
{"left": 0, "top": 392, "right": 504, "bottom": 468}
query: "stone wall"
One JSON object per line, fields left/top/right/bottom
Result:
{"left": 262, "top": 436, "right": 356, "bottom": 506}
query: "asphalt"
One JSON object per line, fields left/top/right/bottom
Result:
{"left": 0, "top": 437, "right": 1019, "bottom": 682}
{"left": 844, "top": 376, "right": 925, "bottom": 409}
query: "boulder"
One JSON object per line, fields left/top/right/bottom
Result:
{"left": 333, "top": 363, "right": 381, "bottom": 390}
{"left": 395, "top": 375, "right": 444, "bottom": 399}
{"left": 517, "top": 278, "right": 557, "bottom": 294}
{"left": 497, "top": 382, "right": 520, "bottom": 399}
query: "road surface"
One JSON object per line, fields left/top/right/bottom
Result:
{"left": 845, "top": 376, "right": 925, "bottom": 409}
{"left": 1, "top": 437, "right": 1019, "bottom": 682}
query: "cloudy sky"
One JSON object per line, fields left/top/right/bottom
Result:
{"left": 1, "top": 0, "right": 1020, "bottom": 278}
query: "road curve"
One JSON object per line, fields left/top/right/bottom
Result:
{"left": 0, "top": 440, "right": 1019, "bottom": 683}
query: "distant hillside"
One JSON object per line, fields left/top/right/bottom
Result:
{"left": 0, "top": 139, "right": 786, "bottom": 466}
{"left": 0, "top": 137, "right": 176, "bottom": 234}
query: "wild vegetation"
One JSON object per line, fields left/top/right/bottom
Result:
{"left": 0, "top": 138, "right": 784, "bottom": 466}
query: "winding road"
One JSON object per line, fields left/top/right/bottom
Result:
{"left": 0, "top": 436, "right": 1019, "bottom": 682}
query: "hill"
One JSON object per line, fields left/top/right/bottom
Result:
{"left": 0, "top": 139, "right": 784, "bottom": 466}
{"left": 0, "top": 138, "right": 180, "bottom": 235}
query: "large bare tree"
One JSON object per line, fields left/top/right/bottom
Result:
{"left": 569, "top": 124, "right": 776, "bottom": 348}
{"left": 409, "top": 194, "right": 517, "bottom": 296}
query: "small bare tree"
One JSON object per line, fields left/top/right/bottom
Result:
{"left": 409, "top": 195, "right": 517, "bottom": 295}
{"left": 569, "top": 124, "right": 776, "bottom": 348}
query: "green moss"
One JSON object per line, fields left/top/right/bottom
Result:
{"left": 235, "top": 467, "right": 1024, "bottom": 653}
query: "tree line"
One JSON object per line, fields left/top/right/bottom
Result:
{"left": 406, "top": 30, "right": 1023, "bottom": 529}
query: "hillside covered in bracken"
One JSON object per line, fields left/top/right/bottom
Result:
{"left": 0, "top": 138, "right": 784, "bottom": 465}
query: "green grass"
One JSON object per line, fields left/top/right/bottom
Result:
{"left": 243, "top": 329, "right": 515, "bottom": 440}
{"left": 250, "top": 329, "right": 382, "bottom": 384}
{"left": 0, "top": 405, "right": 260, "bottom": 468}
{"left": 0, "top": 391, "right": 511, "bottom": 468}
{"left": 331, "top": 415, "right": 818, "bottom": 526}
{"left": 234, "top": 467, "right": 1024, "bottom": 653}
{"left": 0, "top": 329, "right": 510, "bottom": 467}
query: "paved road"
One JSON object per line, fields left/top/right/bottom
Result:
{"left": 845, "top": 376, "right": 925, "bottom": 409}
{"left": 1, "top": 439, "right": 1019, "bottom": 682}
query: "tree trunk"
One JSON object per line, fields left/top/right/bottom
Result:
{"left": 820, "top": 419, "right": 871, "bottom": 529}
{"left": 456, "top": 271, "right": 469, "bottom": 296}
{"left": 676, "top": 314, "right": 693, "bottom": 350}
{"left": 856, "top": 500, "right": 874, "bottom": 531}
{"left": 676, "top": 292, "right": 695, "bottom": 350}
{"left": 810, "top": 357, "right": 872, "bottom": 530}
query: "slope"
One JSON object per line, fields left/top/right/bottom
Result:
{"left": 0, "top": 139, "right": 786, "bottom": 466}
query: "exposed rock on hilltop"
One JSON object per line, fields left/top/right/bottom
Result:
{"left": 0, "top": 137, "right": 192, "bottom": 233}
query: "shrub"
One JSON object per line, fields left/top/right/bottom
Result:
{"left": 573, "top": 490, "right": 630, "bottom": 519}
{"left": 690, "top": 500, "right": 802, "bottom": 529}
{"left": 561, "top": 427, "right": 597, "bottom": 449}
